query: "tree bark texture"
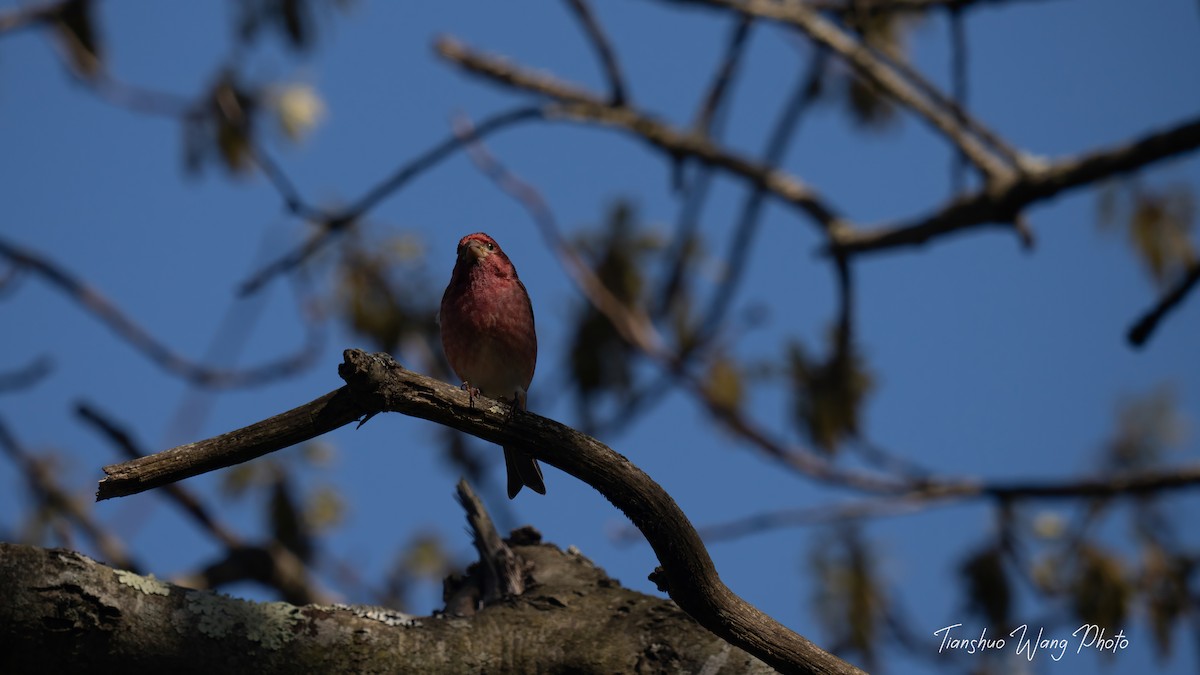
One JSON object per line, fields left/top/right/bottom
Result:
{"left": 0, "top": 541, "right": 775, "bottom": 674}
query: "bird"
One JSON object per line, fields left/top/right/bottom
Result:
{"left": 440, "top": 232, "right": 546, "bottom": 499}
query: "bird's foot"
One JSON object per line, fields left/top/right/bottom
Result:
{"left": 460, "top": 381, "right": 480, "bottom": 407}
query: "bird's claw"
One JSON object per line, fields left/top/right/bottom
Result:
{"left": 460, "top": 381, "right": 480, "bottom": 407}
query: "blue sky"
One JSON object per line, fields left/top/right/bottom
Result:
{"left": 2, "top": 1, "right": 1199, "bottom": 673}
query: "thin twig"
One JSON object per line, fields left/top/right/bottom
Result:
{"left": 0, "top": 356, "right": 53, "bottom": 394}
{"left": 0, "top": 1, "right": 61, "bottom": 34}
{"left": 238, "top": 105, "right": 545, "bottom": 295}
{"left": 661, "top": 0, "right": 1018, "bottom": 180}
{"left": 655, "top": 14, "right": 755, "bottom": 318}
{"left": 684, "top": 460, "right": 1200, "bottom": 541}
{"left": 691, "top": 14, "right": 754, "bottom": 134}
{"left": 435, "top": 37, "right": 848, "bottom": 233}
{"left": 0, "top": 414, "right": 138, "bottom": 571}
{"left": 1127, "top": 261, "right": 1200, "bottom": 348}
{"left": 564, "top": 0, "right": 629, "bottom": 106}
{"left": 452, "top": 114, "right": 670, "bottom": 358}
{"left": 76, "top": 402, "right": 242, "bottom": 549}
{"left": 697, "top": 48, "right": 829, "bottom": 344}
{"left": 0, "top": 235, "right": 321, "bottom": 388}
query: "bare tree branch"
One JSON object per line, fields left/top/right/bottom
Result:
{"left": 831, "top": 115, "right": 1200, "bottom": 254}
{"left": 452, "top": 114, "right": 671, "bottom": 360}
{"left": 805, "top": 0, "right": 1059, "bottom": 13}
{"left": 0, "top": 414, "right": 137, "bottom": 572}
{"left": 661, "top": 0, "right": 1021, "bottom": 180}
{"left": 690, "top": 461, "right": 1200, "bottom": 540}
{"left": 76, "top": 402, "right": 242, "bottom": 549}
{"left": 95, "top": 350, "right": 866, "bottom": 675}
{"left": 0, "top": 356, "right": 53, "bottom": 394}
{"left": 238, "top": 105, "right": 545, "bottom": 295}
{"left": 564, "top": 0, "right": 629, "bottom": 106}
{"left": 691, "top": 13, "right": 755, "bottom": 134}
{"left": 1127, "top": 261, "right": 1200, "bottom": 348}
{"left": 0, "top": 235, "right": 320, "bottom": 388}
{"left": 0, "top": 1, "right": 63, "bottom": 35}
{"left": 435, "top": 36, "right": 849, "bottom": 234}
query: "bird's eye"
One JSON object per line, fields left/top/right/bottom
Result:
{"left": 486, "top": 242, "right": 495, "bottom": 251}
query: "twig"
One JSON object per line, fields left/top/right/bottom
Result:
{"left": 948, "top": 4, "right": 969, "bottom": 193}
{"left": 0, "top": 235, "right": 320, "bottom": 388}
{"left": 76, "top": 402, "right": 242, "bottom": 549}
{"left": 804, "top": 0, "right": 1058, "bottom": 13}
{"left": 690, "top": 461, "right": 1200, "bottom": 541}
{"left": 0, "top": 413, "right": 137, "bottom": 571}
{"left": 96, "top": 386, "right": 364, "bottom": 501}
{"left": 0, "top": 356, "right": 53, "bottom": 394}
{"left": 831, "top": 115, "right": 1200, "bottom": 254}
{"left": 661, "top": 0, "right": 1018, "bottom": 181}
{"left": 1127, "top": 261, "right": 1200, "bottom": 348}
{"left": 435, "top": 37, "right": 848, "bottom": 233}
{"left": 456, "top": 479, "right": 526, "bottom": 603}
{"left": 697, "top": 48, "right": 829, "bottom": 344}
{"left": 95, "top": 349, "right": 865, "bottom": 675}
{"left": 656, "top": 14, "right": 755, "bottom": 318}
{"left": 238, "top": 105, "right": 545, "bottom": 295}
{"left": 691, "top": 14, "right": 754, "bottom": 134}
{"left": 452, "top": 114, "right": 671, "bottom": 359}
{"left": 0, "top": 1, "right": 62, "bottom": 35}
{"left": 564, "top": 0, "right": 629, "bottom": 106}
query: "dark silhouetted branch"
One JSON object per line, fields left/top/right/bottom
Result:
{"left": 1127, "top": 261, "right": 1200, "bottom": 348}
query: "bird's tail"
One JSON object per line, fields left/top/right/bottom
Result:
{"left": 504, "top": 447, "right": 546, "bottom": 499}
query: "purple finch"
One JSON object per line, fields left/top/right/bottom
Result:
{"left": 440, "top": 232, "right": 545, "bottom": 499}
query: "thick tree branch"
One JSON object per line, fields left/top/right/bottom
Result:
{"left": 96, "top": 350, "right": 864, "bottom": 675}
{"left": 0, "top": 541, "right": 774, "bottom": 674}
{"left": 831, "top": 115, "right": 1200, "bottom": 254}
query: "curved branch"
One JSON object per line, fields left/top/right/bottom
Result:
{"left": 96, "top": 350, "right": 865, "bottom": 675}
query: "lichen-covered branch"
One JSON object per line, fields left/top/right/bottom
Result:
{"left": 0, "top": 541, "right": 774, "bottom": 674}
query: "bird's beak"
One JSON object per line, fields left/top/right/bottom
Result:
{"left": 461, "top": 241, "right": 489, "bottom": 262}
